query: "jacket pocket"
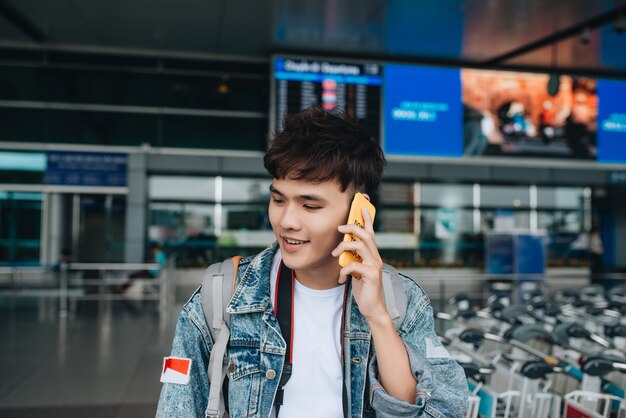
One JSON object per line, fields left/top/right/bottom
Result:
{"left": 227, "top": 344, "right": 262, "bottom": 417}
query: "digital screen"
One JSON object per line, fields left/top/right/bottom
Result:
{"left": 383, "top": 64, "right": 463, "bottom": 156}
{"left": 597, "top": 79, "right": 626, "bottom": 164}
{"left": 462, "top": 69, "right": 598, "bottom": 160}
{"left": 273, "top": 57, "right": 382, "bottom": 140}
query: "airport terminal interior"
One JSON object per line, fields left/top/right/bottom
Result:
{"left": 1, "top": 1, "right": 626, "bottom": 417}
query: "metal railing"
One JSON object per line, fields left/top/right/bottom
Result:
{"left": 0, "top": 260, "right": 176, "bottom": 318}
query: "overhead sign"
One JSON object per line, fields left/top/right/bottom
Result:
{"left": 384, "top": 64, "right": 463, "bottom": 157}
{"left": 597, "top": 79, "right": 626, "bottom": 164}
{"left": 45, "top": 151, "right": 128, "bottom": 187}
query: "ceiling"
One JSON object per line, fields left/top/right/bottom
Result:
{"left": 0, "top": 0, "right": 625, "bottom": 74}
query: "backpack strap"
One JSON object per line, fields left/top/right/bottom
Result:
{"left": 381, "top": 263, "right": 407, "bottom": 329}
{"left": 200, "top": 256, "right": 242, "bottom": 418}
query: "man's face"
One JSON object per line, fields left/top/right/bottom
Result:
{"left": 268, "top": 177, "right": 351, "bottom": 278}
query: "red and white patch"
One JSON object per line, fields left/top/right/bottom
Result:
{"left": 160, "top": 356, "right": 192, "bottom": 385}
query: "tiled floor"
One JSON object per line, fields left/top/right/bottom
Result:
{"left": 0, "top": 300, "right": 179, "bottom": 418}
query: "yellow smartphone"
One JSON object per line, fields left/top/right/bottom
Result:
{"left": 338, "top": 192, "right": 376, "bottom": 268}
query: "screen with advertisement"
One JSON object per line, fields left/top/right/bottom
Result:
{"left": 383, "top": 64, "right": 463, "bottom": 156}
{"left": 462, "top": 69, "right": 598, "bottom": 160}
{"left": 597, "top": 79, "right": 626, "bottom": 164}
{"left": 272, "top": 57, "right": 382, "bottom": 140}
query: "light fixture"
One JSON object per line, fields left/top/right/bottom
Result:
{"left": 217, "top": 75, "right": 230, "bottom": 94}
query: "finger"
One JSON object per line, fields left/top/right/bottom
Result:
{"left": 341, "top": 262, "right": 380, "bottom": 283}
{"left": 362, "top": 207, "right": 375, "bottom": 234}
{"left": 336, "top": 231, "right": 383, "bottom": 267}
{"left": 360, "top": 207, "right": 381, "bottom": 256}
{"left": 338, "top": 224, "right": 372, "bottom": 242}
{"left": 331, "top": 241, "right": 371, "bottom": 261}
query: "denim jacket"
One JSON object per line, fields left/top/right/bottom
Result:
{"left": 157, "top": 243, "right": 468, "bottom": 417}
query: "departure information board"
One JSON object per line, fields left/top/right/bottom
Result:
{"left": 273, "top": 57, "right": 382, "bottom": 140}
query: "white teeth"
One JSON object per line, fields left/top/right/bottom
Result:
{"left": 285, "top": 239, "right": 305, "bottom": 245}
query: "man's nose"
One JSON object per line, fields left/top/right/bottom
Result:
{"left": 279, "top": 204, "right": 301, "bottom": 230}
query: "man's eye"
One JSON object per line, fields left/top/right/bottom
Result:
{"left": 272, "top": 198, "right": 284, "bottom": 205}
{"left": 304, "top": 205, "right": 321, "bottom": 210}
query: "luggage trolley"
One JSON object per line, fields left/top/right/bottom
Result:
{"left": 563, "top": 390, "right": 626, "bottom": 418}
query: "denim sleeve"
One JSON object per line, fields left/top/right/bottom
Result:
{"left": 368, "top": 291, "right": 468, "bottom": 417}
{"left": 156, "top": 292, "right": 213, "bottom": 418}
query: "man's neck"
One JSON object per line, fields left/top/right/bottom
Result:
{"left": 293, "top": 263, "right": 342, "bottom": 290}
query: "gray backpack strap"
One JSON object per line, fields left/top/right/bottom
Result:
{"left": 382, "top": 263, "right": 407, "bottom": 329}
{"left": 200, "top": 258, "right": 239, "bottom": 418}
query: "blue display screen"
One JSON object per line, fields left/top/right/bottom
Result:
{"left": 383, "top": 64, "right": 463, "bottom": 156}
{"left": 597, "top": 79, "right": 626, "bottom": 164}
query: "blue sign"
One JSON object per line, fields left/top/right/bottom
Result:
{"left": 597, "top": 79, "right": 626, "bottom": 164}
{"left": 515, "top": 234, "right": 546, "bottom": 275}
{"left": 383, "top": 64, "right": 463, "bottom": 156}
{"left": 45, "top": 152, "right": 128, "bottom": 187}
{"left": 486, "top": 234, "right": 514, "bottom": 275}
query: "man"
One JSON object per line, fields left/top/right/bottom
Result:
{"left": 157, "top": 107, "right": 468, "bottom": 417}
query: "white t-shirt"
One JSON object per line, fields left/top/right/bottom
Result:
{"left": 269, "top": 251, "right": 345, "bottom": 418}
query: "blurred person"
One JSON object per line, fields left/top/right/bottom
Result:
{"left": 540, "top": 100, "right": 556, "bottom": 144}
{"left": 589, "top": 226, "right": 604, "bottom": 285}
{"left": 52, "top": 247, "right": 73, "bottom": 272}
{"left": 115, "top": 243, "right": 167, "bottom": 294}
{"left": 564, "top": 91, "right": 596, "bottom": 159}
{"left": 157, "top": 107, "right": 468, "bottom": 417}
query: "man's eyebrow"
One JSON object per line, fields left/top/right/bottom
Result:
{"left": 269, "top": 185, "right": 283, "bottom": 195}
{"left": 268, "top": 185, "right": 328, "bottom": 203}
{"left": 299, "top": 194, "right": 327, "bottom": 203}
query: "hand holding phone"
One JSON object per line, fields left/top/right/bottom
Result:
{"left": 338, "top": 193, "right": 376, "bottom": 269}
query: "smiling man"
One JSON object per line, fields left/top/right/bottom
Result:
{"left": 157, "top": 107, "right": 468, "bottom": 418}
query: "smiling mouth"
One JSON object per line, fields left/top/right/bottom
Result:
{"left": 283, "top": 238, "right": 309, "bottom": 245}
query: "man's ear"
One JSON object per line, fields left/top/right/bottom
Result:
{"left": 361, "top": 193, "right": 371, "bottom": 202}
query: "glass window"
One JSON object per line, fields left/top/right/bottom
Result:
{"left": 160, "top": 115, "right": 267, "bottom": 151}
{"left": 538, "top": 210, "right": 582, "bottom": 234}
{"left": 480, "top": 209, "right": 530, "bottom": 231}
{"left": 222, "top": 178, "right": 272, "bottom": 203}
{"left": 539, "top": 210, "right": 586, "bottom": 267}
{"left": 420, "top": 209, "right": 475, "bottom": 238}
{"left": 417, "top": 209, "right": 481, "bottom": 267}
{"left": 377, "top": 209, "right": 415, "bottom": 233}
{"left": 77, "top": 195, "right": 126, "bottom": 262}
{"left": 0, "top": 191, "right": 42, "bottom": 265}
{"left": 149, "top": 202, "right": 217, "bottom": 266}
{"left": 223, "top": 204, "right": 270, "bottom": 230}
{"left": 46, "top": 109, "right": 155, "bottom": 146}
{"left": 481, "top": 185, "right": 529, "bottom": 207}
{"left": 536, "top": 187, "right": 584, "bottom": 209}
{"left": 379, "top": 182, "right": 414, "bottom": 205}
{"left": 420, "top": 184, "right": 473, "bottom": 207}
{"left": 149, "top": 176, "right": 216, "bottom": 201}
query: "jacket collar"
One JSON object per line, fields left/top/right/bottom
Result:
{"left": 226, "top": 242, "right": 279, "bottom": 314}
{"left": 225, "top": 242, "right": 371, "bottom": 335}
